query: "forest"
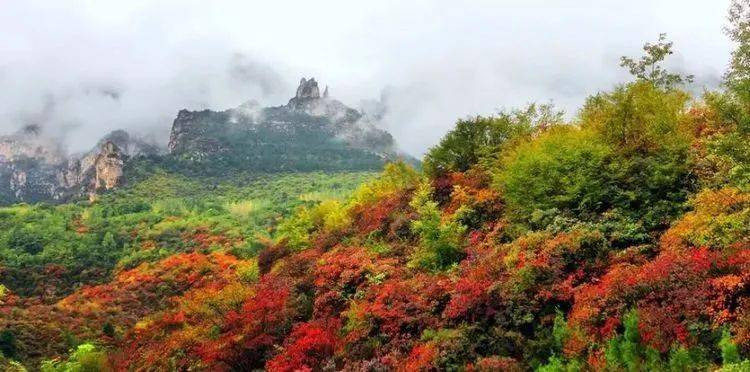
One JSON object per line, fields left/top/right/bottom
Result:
{"left": 6, "top": 2, "right": 750, "bottom": 372}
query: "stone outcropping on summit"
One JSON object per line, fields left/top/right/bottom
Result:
{"left": 295, "top": 78, "right": 320, "bottom": 99}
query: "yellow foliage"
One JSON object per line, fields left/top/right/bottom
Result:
{"left": 662, "top": 187, "right": 750, "bottom": 251}
{"left": 348, "top": 162, "right": 420, "bottom": 208}
{"left": 226, "top": 200, "right": 256, "bottom": 219}
{"left": 236, "top": 259, "right": 260, "bottom": 284}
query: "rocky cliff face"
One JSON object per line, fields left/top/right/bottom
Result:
{"left": 93, "top": 141, "right": 124, "bottom": 191}
{"left": 0, "top": 129, "right": 156, "bottom": 204}
{"left": 167, "top": 77, "right": 405, "bottom": 172}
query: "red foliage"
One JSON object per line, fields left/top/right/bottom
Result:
{"left": 312, "top": 247, "right": 399, "bottom": 318}
{"left": 569, "top": 246, "right": 750, "bottom": 352}
{"left": 266, "top": 320, "right": 340, "bottom": 372}
{"left": 198, "top": 277, "right": 294, "bottom": 370}
{"left": 346, "top": 274, "right": 450, "bottom": 343}
{"left": 467, "top": 356, "right": 523, "bottom": 372}
{"left": 443, "top": 276, "right": 493, "bottom": 320}
{"left": 184, "top": 227, "right": 241, "bottom": 250}
{"left": 401, "top": 343, "right": 437, "bottom": 371}
{"left": 17, "top": 168, "right": 750, "bottom": 369}
{"left": 351, "top": 192, "right": 413, "bottom": 236}
{"left": 431, "top": 170, "right": 503, "bottom": 220}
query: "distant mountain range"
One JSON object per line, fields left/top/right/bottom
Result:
{"left": 0, "top": 78, "right": 414, "bottom": 204}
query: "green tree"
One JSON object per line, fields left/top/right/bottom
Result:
{"left": 102, "top": 323, "right": 115, "bottom": 339}
{"left": 552, "top": 309, "right": 571, "bottom": 351}
{"left": 579, "top": 81, "right": 691, "bottom": 154}
{"left": 40, "top": 343, "right": 109, "bottom": 372}
{"left": 604, "top": 310, "right": 707, "bottom": 371}
{"left": 408, "top": 183, "right": 466, "bottom": 271}
{"left": 579, "top": 81, "right": 695, "bottom": 231}
{"left": 620, "top": 33, "right": 694, "bottom": 89}
{"left": 726, "top": 0, "right": 750, "bottom": 100}
{"left": 6, "top": 228, "right": 44, "bottom": 255}
{"left": 719, "top": 329, "right": 741, "bottom": 365}
{"left": 696, "top": 0, "right": 750, "bottom": 154}
{"left": 423, "top": 104, "right": 560, "bottom": 176}
{"left": 101, "top": 232, "right": 117, "bottom": 251}
{"left": 498, "top": 126, "right": 613, "bottom": 222}
{"left": 0, "top": 330, "right": 16, "bottom": 358}
{"left": 536, "top": 356, "right": 582, "bottom": 372}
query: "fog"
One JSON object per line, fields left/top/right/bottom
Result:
{"left": 0, "top": 0, "right": 733, "bottom": 156}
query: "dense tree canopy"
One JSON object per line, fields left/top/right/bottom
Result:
{"left": 422, "top": 104, "right": 560, "bottom": 177}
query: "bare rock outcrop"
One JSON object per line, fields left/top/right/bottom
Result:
{"left": 93, "top": 141, "right": 124, "bottom": 191}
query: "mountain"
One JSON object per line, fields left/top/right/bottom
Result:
{"left": 0, "top": 78, "right": 413, "bottom": 205}
{"left": 166, "top": 77, "right": 412, "bottom": 173}
{"left": 0, "top": 128, "right": 158, "bottom": 204}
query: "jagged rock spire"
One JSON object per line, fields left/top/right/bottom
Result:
{"left": 295, "top": 77, "right": 320, "bottom": 99}
{"left": 288, "top": 77, "right": 325, "bottom": 109}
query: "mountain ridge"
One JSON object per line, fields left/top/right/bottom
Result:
{"left": 0, "top": 78, "right": 412, "bottom": 204}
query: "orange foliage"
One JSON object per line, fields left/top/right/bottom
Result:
{"left": 401, "top": 343, "right": 437, "bottom": 372}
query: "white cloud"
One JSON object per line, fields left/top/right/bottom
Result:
{"left": 0, "top": 0, "right": 734, "bottom": 155}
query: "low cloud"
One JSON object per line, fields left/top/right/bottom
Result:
{"left": 0, "top": 0, "right": 734, "bottom": 157}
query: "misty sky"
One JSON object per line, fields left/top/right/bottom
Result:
{"left": 0, "top": 0, "right": 734, "bottom": 156}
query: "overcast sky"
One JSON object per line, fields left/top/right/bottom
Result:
{"left": 0, "top": 0, "right": 734, "bottom": 156}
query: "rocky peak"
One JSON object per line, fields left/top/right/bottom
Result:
{"left": 97, "top": 129, "right": 160, "bottom": 158}
{"left": 288, "top": 77, "right": 326, "bottom": 110}
{"left": 295, "top": 77, "right": 320, "bottom": 99}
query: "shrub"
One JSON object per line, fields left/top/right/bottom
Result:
{"left": 6, "top": 228, "right": 44, "bottom": 255}
{"left": 40, "top": 343, "right": 110, "bottom": 372}
{"left": 408, "top": 183, "right": 466, "bottom": 271}
{"left": 499, "top": 126, "right": 613, "bottom": 222}
{"left": 719, "top": 329, "right": 741, "bottom": 365}
{"left": 265, "top": 321, "right": 339, "bottom": 371}
{"left": 348, "top": 161, "right": 420, "bottom": 207}
{"left": 236, "top": 259, "right": 260, "bottom": 283}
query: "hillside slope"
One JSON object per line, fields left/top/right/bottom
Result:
{"left": 0, "top": 169, "right": 376, "bottom": 368}
{"left": 7, "top": 17, "right": 750, "bottom": 370}
{"left": 99, "top": 80, "right": 750, "bottom": 371}
{"left": 5, "top": 76, "right": 750, "bottom": 370}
